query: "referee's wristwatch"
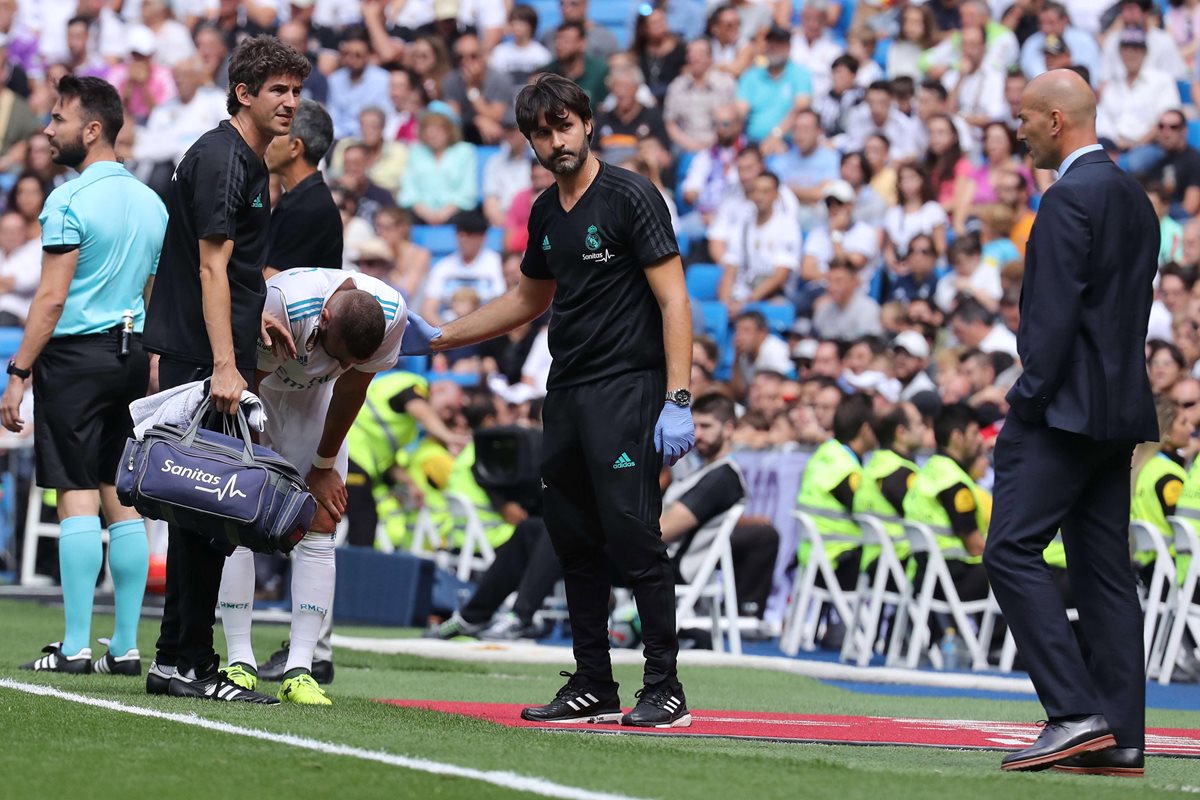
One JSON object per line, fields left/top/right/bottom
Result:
{"left": 6, "top": 360, "right": 30, "bottom": 380}
{"left": 665, "top": 388, "right": 692, "bottom": 408}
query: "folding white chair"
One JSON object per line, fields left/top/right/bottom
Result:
{"left": 444, "top": 491, "right": 497, "bottom": 582}
{"left": 1158, "top": 516, "right": 1200, "bottom": 685}
{"left": 779, "top": 507, "right": 862, "bottom": 657}
{"left": 675, "top": 502, "right": 747, "bottom": 655}
{"left": 20, "top": 483, "right": 112, "bottom": 590}
{"left": 885, "top": 521, "right": 993, "bottom": 670}
{"left": 839, "top": 513, "right": 911, "bottom": 667}
{"left": 1129, "top": 519, "right": 1177, "bottom": 675}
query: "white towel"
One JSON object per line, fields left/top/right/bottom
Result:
{"left": 129, "top": 379, "right": 268, "bottom": 440}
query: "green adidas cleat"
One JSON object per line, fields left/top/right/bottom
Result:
{"left": 278, "top": 672, "right": 332, "bottom": 706}
{"left": 220, "top": 662, "right": 259, "bottom": 692}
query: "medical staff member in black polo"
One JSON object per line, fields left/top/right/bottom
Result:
{"left": 403, "top": 73, "right": 696, "bottom": 728}
{"left": 142, "top": 35, "right": 310, "bottom": 704}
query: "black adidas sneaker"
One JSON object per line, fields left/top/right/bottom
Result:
{"left": 20, "top": 643, "right": 92, "bottom": 674}
{"left": 168, "top": 671, "right": 280, "bottom": 704}
{"left": 621, "top": 679, "right": 691, "bottom": 728}
{"left": 146, "top": 660, "right": 175, "bottom": 695}
{"left": 94, "top": 648, "right": 141, "bottom": 676}
{"left": 520, "top": 671, "right": 621, "bottom": 724}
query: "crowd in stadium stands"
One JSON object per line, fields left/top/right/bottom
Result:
{"left": 4, "top": 0, "right": 1200, "bottom": 668}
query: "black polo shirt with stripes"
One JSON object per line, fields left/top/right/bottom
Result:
{"left": 520, "top": 161, "right": 679, "bottom": 390}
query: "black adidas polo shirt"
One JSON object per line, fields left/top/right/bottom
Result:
{"left": 521, "top": 161, "right": 678, "bottom": 390}
{"left": 144, "top": 120, "right": 271, "bottom": 372}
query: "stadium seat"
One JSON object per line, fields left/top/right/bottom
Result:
{"left": 1159, "top": 517, "right": 1200, "bottom": 685}
{"left": 1131, "top": 519, "right": 1178, "bottom": 674}
{"left": 686, "top": 262, "right": 722, "bottom": 301}
{"left": 1179, "top": 80, "right": 1193, "bottom": 107}
{"left": 839, "top": 514, "right": 912, "bottom": 667}
{"left": 883, "top": 521, "right": 995, "bottom": 670}
{"left": 411, "top": 225, "right": 458, "bottom": 257}
{"left": 527, "top": 0, "right": 561, "bottom": 35}
{"left": 874, "top": 37, "right": 891, "bottom": 71}
{"left": 1189, "top": 119, "right": 1200, "bottom": 151}
{"left": 0, "top": 327, "right": 23, "bottom": 362}
{"left": 475, "top": 145, "right": 500, "bottom": 194}
{"left": 486, "top": 226, "right": 504, "bottom": 253}
{"left": 675, "top": 502, "right": 749, "bottom": 655}
{"left": 743, "top": 301, "right": 795, "bottom": 335}
{"left": 781, "top": 508, "right": 863, "bottom": 656}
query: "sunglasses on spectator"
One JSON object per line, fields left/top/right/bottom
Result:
{"left": 909, "top": 247, "right": 934, "bottom": 255}
{"left": 1181, "top": 400, "right": 1199, "bottom": 409}
{"left": 1160, "top": 121, "right": 1185, "bottom": 130}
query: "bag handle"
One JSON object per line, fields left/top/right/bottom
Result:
{"left": 180, "top": 392, "right": 257, "bottom": 465}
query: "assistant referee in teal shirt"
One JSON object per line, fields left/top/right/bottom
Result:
{"left": 1, "top": 76, "right": 168, "bottom": 677}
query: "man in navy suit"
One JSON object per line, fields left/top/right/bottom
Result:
{"left": 985, "top": 69, "right": 1159, "bottom": 777}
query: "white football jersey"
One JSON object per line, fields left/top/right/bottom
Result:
{"left": 257, "top": 268, "right": 408, "bottom": 392}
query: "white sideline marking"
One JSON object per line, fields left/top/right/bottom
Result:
{"left": 0, "top": 678, "right": 649, "bottom": 800}
{"left": 331, "top": 636, "right": 1038, "bottom": 695}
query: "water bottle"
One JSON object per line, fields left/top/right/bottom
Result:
{"left": 940, "top": 627, "right": 960, "bottom": 671}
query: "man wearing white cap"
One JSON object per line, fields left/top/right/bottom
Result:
{"left": 801, "top": 179, "right": 880, "bottom": 290}
{"left": 892, "top": 330, "right": 937, "bottom": 401}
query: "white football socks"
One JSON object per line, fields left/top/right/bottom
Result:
{"left": 285, "top": 532, "right": 336, "bottom": 674}
{"left": 217, "top": 546, "right": 257, "bottom": 669}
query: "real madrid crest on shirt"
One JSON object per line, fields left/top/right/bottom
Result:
{"left": 585, "top": 224, "right": 601, "bottom": 251}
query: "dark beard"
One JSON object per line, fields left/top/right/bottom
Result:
{"left": 51, "top": 134, "right": 87, "bottom": 168}
{"left": 537, "top": 135, "right": 590, "bottom": 176}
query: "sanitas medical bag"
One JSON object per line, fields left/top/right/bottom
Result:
{"left": 116, "top": 398, "right": 317, "bottom": 554}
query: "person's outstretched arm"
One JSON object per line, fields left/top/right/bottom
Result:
{"left": 432, "top": 275, "right": 556, "bottom": 351}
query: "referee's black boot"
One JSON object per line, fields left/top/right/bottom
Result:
{"left": 520, "top": 671, "right": 622, "bottom": 724}
{"left": 621, "top": 678, "right": 691, "bottom": 728}
{"left": 20, "top": 642, "right": 92, "bottom": 674}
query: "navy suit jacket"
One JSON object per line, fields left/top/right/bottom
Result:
{"left": 1006, "top": 149, "right": 1159, "bottom": 442}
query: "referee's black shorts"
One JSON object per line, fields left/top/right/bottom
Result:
{"left": 33, "top": 329, "right": 149, "bottom": 489}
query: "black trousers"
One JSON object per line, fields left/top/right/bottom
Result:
{"left": 153, "top": 357, "right": 255, "bottom": 677}
{"left": 541, "top": 369, "right": 676, "bottom": 686}
{"left": 344, "top": 458, "right": 377, "bottom": 548}
{"left": 985, "top": 413, "right": 1144, "bottom": 749}
{"left": 461, "top": 517, "right": 562, "bottom": 624}
{"left": 727, "top": 523, "right": 779, "bottom": 618}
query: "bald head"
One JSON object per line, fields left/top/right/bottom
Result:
{"left": 1017, "top": 69, "right": 1098, "bottom": 170}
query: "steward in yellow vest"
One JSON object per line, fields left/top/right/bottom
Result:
{"left": 902, "top": 404, "right": 990, "bottom": 602}
{"left": 343, "top": 373, "right": 467, "bottom": 548}
{"left": 796, "top": 392, "right": 877, "bottom": 592}
{"left": 854, "top": 401, "right": 925, "bottom": 567}
{"left": 1130, "top": 395, "right": 1192, "bottom": 576}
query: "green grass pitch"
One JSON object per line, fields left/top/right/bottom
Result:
{"left": 1, "top": 599, "right": 1197, "bottom": 799}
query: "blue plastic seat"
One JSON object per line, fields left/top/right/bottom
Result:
{"left": 742, "top": 302, "right": 796, "bottom": 335}
{"left": 411, "top": 225, "right": 458, "bottom": 257}
{"left": 686, "top": 263, "right": 723, "bottom": 301}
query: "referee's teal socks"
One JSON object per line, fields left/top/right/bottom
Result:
{"left": 59, "top": 516, "right": 103, "bottom": 656}
{"left": 106, "top": 518, "right": 149, "bottom": 656}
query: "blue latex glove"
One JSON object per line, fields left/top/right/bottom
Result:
{"left": 654, "top": 402, "right": 695, "bottom": 467}
{"left": 400, "top": 310, "right": 442, "bottom": 356}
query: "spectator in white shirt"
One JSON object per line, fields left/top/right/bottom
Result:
{"left": 1099, "top": 0, "right": 1188, "bottom": 84}
{"left": 481, "top": 114, "right": 532, "bottom": 228}
{"left": 936, "top": 234, "right": 1002, "bottom": 314}
{"left": 1097, "top": 30, "right": 1182, "bottom": 158}
{"left": 718, "top": 171, "right": 801, "bottom": 318}
{"left": 421, "top": 210, "right": 505, "bottom": 324}
{"left": 950, "top": 297, "right": 1019, "bottom": 357}
{"left": 133, "top": 56, "right": 227, "bottom": 170}
{"left": 677, "top": 106, "right": 744, "bottom": 242}
{"left": 840, "top": 80, "right": 922, "bottom": 161}
{"left": 732, "top": 310, "right": 795, "bottom": 399}
{"left": 802, "top": 179, "right": 881, "bottom": 288}
{"left": 882, "top": 161, "right": 949, "bottom": 270}
{"left": 0, "top": 209, "right": 39, "bottom": 326}
{"left": 708, "top": 144, "right": 801, "bottom": 267}
{"left": 950, "top": 26, "right": 1007, "bottom": 149}
{"left": 139, "top": 0, "right": 195, "bottom": 67}
{"left": 914, "top": 78, "right": 978, "bottom": 160}
{"left": 488, "top": 4, "right": 551, "bottom": 85}
{"left": 789, "top": 1, "right": 844, "bottom": 101}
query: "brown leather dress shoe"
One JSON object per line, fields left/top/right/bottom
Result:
{"left": 1000, "top": 715, "right": 1116, "bottom": 772}
{"left": 1052, "top": 747, "right": 1144, "bottom": 777}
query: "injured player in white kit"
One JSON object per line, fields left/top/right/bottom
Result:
{"left": 217, "top": 267, "right": 407, "bottom": 705}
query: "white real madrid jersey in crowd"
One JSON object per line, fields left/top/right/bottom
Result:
{"left": 257, "top": 267, "right": 408, "bottom": 391}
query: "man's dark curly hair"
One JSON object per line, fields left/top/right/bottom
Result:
{"left": 226, "top": 35, "right": 311, "bottom": 116}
